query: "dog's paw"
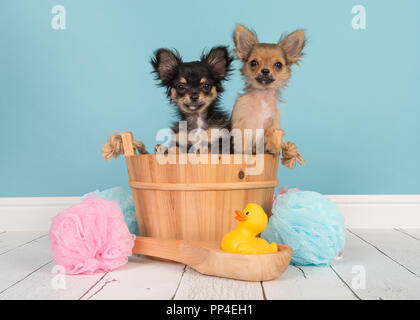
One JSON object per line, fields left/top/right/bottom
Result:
{"left": 168, "top": 145, "right": 180, "bottom": 154}
{"left": 264, "top": 144, "right": 281, "bottom": 155}
{"left": 264, "top": 129, "right": 281, "bottom": 155}
{"left": 154, "top": 144, "right": 168, "bottom": 154}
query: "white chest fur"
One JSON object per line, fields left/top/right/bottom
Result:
{"left": 188, "top": 114, "right": 208, "bottom": 145}
{"left": 232, "top": 88, "right": 281, "bottom": 130}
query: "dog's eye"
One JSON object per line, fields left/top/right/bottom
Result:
{"left": 250, "top": 60, "right": 258, "bottom": 67}
{"left": 177, "top": 84, "right": 185, "bottom": 91}
{"left": 202, "top": 83, "right": 210, "bottom": 91}
{"left": 274, "top": 62, "right": 283, "bottom": 69}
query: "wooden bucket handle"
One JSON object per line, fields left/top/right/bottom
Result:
{"left": 121, "top": 131, "right": 135, "bottom": 156}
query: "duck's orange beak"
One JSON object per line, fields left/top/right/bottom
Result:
{"left": 235, "top": 210, "right": 248, "bottom": 222}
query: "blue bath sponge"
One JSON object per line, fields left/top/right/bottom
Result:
{"left": 82, "top": 187, "right": 140, "bottom": 236}
{"left": 261, "top": 189, "right": 345, "bottom": 266}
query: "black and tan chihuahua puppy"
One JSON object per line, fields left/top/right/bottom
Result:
{"left": 151, "top": 46, "right": 233, "bottom": 153}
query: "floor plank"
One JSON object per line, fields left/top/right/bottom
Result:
{"left": 398, "top": 229, "right": 420, "bottom": 241}
{"left": 0, "top": 231, "right": 47, "bottom": 255}
{"left": 352, "top": 229, "right": 420, "bottom": 276}
{"left": 1, "top": 230, "right": 419, "bottom": 299}
{"left": 0, "top": 261, "right": 105, "bottom": 300}
{"left": 0, "top": 235, "right": 52, "bottom": 295}
{"left": 0, "top": 231, "right": 102, "bottom": 300}
{"left": 174, "top": 267, "right": 264, "bottom": 300}
{"left": 262, "top": 264, "right": 357, "bottom": 300}
{"left": 331, "top": 230, "right": 420, "bottom": 300}
{"left": 81, "top": 256, "right": 185, "bottom": 300}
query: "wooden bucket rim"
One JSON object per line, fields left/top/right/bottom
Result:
{"left": 125, "top": 153, "right": 278, "bottom": 161}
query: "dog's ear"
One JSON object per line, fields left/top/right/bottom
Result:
{"left": 151, "top": 49, "right": 182, "bottom": 85}
{"left": 233, "top": 24, "right": 258, "bottom": 61}
{"left": 279, "top": 30, "right": 305, "bottom": 65}
{"left": 202, "top": 46, "right": 233, "bottom": 81}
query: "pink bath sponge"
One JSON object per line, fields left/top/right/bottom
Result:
{"left": 49, "top": 194, "right": 136, "bottom": 275}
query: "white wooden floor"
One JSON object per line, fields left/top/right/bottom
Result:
{"left": 0, "top": 229, "right": 419, "bottom": 300}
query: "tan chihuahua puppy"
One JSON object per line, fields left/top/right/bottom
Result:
{"left": 231, "top": 25, "right": 305, "bottom": 154}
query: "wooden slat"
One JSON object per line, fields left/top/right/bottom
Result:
{"left": 352, "top": 229, "right": 420, "bottom": 276}
{"left": 398, "top": 229, "right": 420, "bottom": 241}
{"left": 330, "top": 230, "right": 420, "bottom": 300}
{"left": 0, "top": 232, "right": 104, "bottom": 299}
{"left": 262, "top": 265, "right": 358, "bottom": 300}
{"left": 174, "top": 267, "right": 264, "bottom": 300}
{"left": 0, "top": 261, "right": 105, "bottom": 300}
{"left": 0, "top": 231, "right": 47, "bottom": 255}
{"left": 81, "top": 256, "right": 185, "bottom": 300}
{"left": 0, "top": 236, "right": 52, "bottom": 294}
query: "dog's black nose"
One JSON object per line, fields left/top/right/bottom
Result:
{"left": 261, "top": 69, "right": 270, "bottom": 75}
{"left": 191, "top": 94, "right": 199, "bottom": 102}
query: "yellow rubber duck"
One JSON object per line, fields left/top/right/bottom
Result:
{"left": 221, "top": 203, "right": 278, "bottom": 254}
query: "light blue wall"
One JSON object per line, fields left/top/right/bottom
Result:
{"left": 1, "top": 0, "right": 419, "bottom": 196}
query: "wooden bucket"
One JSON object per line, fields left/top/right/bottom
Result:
{"left": 121, "top": 132, "right": 281, "bottom": 242}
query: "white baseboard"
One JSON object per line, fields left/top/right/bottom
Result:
{"left": 327, "top": 195, "right": 420, "bottom": 229}
{"left": 0, "top": 197, "right": 80, "bottom": 232}
{"left": 0, "top": 195, "right": 419, "bottom": 231}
